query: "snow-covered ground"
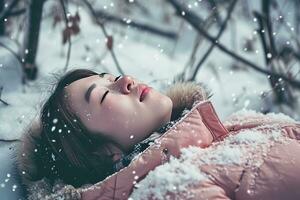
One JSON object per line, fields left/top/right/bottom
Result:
{"left": 0, "top": 0, "right": 299, "bottom": 199}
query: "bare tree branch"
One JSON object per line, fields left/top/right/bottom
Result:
{"left": 188, "top": 0, "right": 237, "bottom": 81}
{"left": 0, "top": 0, "right": 20, "bottom": 21}
{"left": 167, "top": 0, "right": 300, "bottom": 89}
{"left": 254, "top": 0, "right": 295, "bottom": 105}
{"left": 81, "top": 0, "right": 125, "bottom": 75}
{"left": 0, "top": 0, "right": 5, "bottom": 35}
{"left": 124, "top": 0, "right": 151, "bottom": 17}
{"left": 0, "top": 139, "right": 20, "bottom": 142}
{"left": 175, "top": 5, "right": 227, "bottom": 82}
{"left": 7, "top": 8, "right": 26, "bottom": 17}
{"left": 181, "top": 5, "right": 227, "bottom": 80}
{"left": 94, "top": 9, "right": 178, "bottom": 40}
{"left": 21, "top": 0, "right": 46, "bottom": 81}
{"left": 207, "top": 0, "right": 222, "bottom": 25}
{"left": 59, "top": 0, "right": 72, "bottom": 73}
{"left": 0, "top": 86, "right": 10, "bottom": 106}
{"left": 0, "top": 41, "right": 22, "bottom": 63}
{"left": 272, "top": 1, "right": 300, "bottom": 52}
{"left": 295, "top": 0, "right": 300, "bottom": 37}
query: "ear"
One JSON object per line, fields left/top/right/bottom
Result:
{"left": 165, "top": 81, "right": 210, "bottom": 121}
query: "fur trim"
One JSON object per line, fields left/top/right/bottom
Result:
{"left": 26, "top": 178, "right": 81, "bottom": 200}
{"left": 165, "top": 81, "right": 210, "bottom": 121}
{"left": 16, "top": 118, "right": 42, "bottom": 186}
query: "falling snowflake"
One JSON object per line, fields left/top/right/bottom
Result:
{"left": 51, "top": 153, "right": 56, "bottom": 161}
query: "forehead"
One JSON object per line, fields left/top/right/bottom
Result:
{"left": 65, "top": 75, "right": 100, "bottom": 96}
{"left": 64, "top": 74, "right": 108, "bottom": 108}
{"left": 65, "top": 74, "right": 110, "bottom": 93}
{"left": 66, "top": 75, "right": 99, "bottom": 91}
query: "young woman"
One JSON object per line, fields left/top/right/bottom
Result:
{"left": 17, "top": 69, "right": 208, "bottom": 199}
{"left": 17, "top": 69, "right": 300, "bottom": 200}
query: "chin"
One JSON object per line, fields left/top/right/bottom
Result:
{"left": 161, "top": 97, "right": 173, "bottom": 123}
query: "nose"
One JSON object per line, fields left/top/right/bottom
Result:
{"left": 116, "top": 75, "right": 135, "bottom": 94}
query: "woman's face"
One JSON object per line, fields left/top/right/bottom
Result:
{"left": 65, "top": 73, "right": 173, "bottom": 152}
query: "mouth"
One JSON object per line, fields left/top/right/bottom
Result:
{"left": 139, "top": 85, "right": 151, "bottom": 102}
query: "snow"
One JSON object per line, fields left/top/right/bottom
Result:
{"left": 224, "top": 109, "right": 297, "bottom": 126}
{"left": 130, "top": 155, "right": 208, "bottom": 200}
{"left": 52, "top": 118, "right": 58, "bottom": 124}
{"left": 0, "top": 0, "right": 299, "bottom": 199}
{"left": 130, "top": 125, "right": 288, "bottom": 199}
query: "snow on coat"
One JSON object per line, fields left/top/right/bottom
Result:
{"left": 81, "top": 101, "right": 300, "bottom": 200}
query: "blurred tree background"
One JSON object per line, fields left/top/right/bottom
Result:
{"left": 0, "top": 0, "right": 300, "bottom": 116}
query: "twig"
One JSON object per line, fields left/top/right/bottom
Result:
{"left": 125, "top": 0, "right": 151, "bottom": 17}
{"left": 262, "top": 0, "right": 277, "bottom": 57}
{"left": 170, "top": 19, "right": 184, "bottom": 58}
{"left": 295, "top": 0, "right": 300, "bottom": 37}
{"left": 94, "top": 9, "right": 177, "bottom": 40}
{"left": 167, "top": 0, "right": 300, "bottom": 89}
{"left": 253, "top": 12, "right": 270, "bottom": 64}
{"left": 183, "top": 5, "right": 226, "bottom": 79}
{"left": 177, "top": 5, "right": 225, "bottom": 81}
{"left": 254, "top": 0, "right": 294, "bottom": 105}
{"left": 59, "top": 0, "right": 72, "bottom": 73}
{"left": 0, "top": 139, "right": 20, "bottom": 142}
{"left": 21, "top": 0, "right": 45, "bottom": 80}
{"left": 0, "top": 0, "right": 5, "bottom": 35}
{"left": 207, "top": 0, "right": 222, "bottom": 25}
{"left": 189, "top": 0, "right": 237, "bottom": 81}
{"left": 81, "top": 0, "right": 125, "bottom": 75}
{"left": 0, "top": 0, "right": 20, "bottom": 21}
{"left": 0, "top": 86, "right": 10, "bottom": 106}
{"left": 6, "top": 8, "right": 26, "bottom": 17}
{"left": 272, "top": 2, "right": 300, "bottom": 52}
{"left": 0, "top": 41, "right": 22, "bottom": 63}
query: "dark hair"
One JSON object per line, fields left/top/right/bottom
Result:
{"left": 35, "top": 69, "right": 117, "bottom": 187}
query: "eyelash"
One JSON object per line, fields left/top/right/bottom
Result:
{"left": 114, "top": 75, "right": 121, "bottom": 82}
{"left": 101, "top": 75, "right": 121, "bottom": 103}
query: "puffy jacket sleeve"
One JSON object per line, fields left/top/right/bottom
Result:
{"left": 281, "top": 124, "right": 300, "bottom": 140}
{"left": 223, "top": 110, "right": 299, "bottom": 133}
{"left": 171, "top": 179, "right": 231, "bottom": 200}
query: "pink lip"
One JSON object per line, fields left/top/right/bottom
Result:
{"left": 139, "top": 86, "right": 151, "bottom": 102}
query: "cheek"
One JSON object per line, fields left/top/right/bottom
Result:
{"left": 94, "top": 102, "right": 132, "bottom": 132}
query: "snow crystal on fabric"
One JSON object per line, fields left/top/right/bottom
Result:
{"left": 224, "top": 109, "right": 296, "bottom": 126}
{"left": 130, "top": 154, "right": 207, "bottom": 200}
{"left": 130, "top": 126, "right": 288, "bottom": 199}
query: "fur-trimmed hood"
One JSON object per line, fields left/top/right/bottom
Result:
{"left": 165, "top": 81, "right": 210, "bottom": 121}
{"left": 16, "top": 81, "right": 210, "bottom": 198}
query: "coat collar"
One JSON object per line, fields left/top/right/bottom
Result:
{"left": 195, "top": 100, "right": 229, "bottom": 141}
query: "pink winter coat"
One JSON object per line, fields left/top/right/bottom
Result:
{"left": 80, "top": 100, "right": 300, "bottom": 200}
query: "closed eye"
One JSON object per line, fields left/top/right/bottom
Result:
{"left": 114, "top": 75, "right": 121, "bottom": 82}
{"left": 101, "top": 91, "right": 109, "bottom": 103}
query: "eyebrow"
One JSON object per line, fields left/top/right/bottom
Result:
{"left": 84, "top": 73, "right": 108, "bottom": 103}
